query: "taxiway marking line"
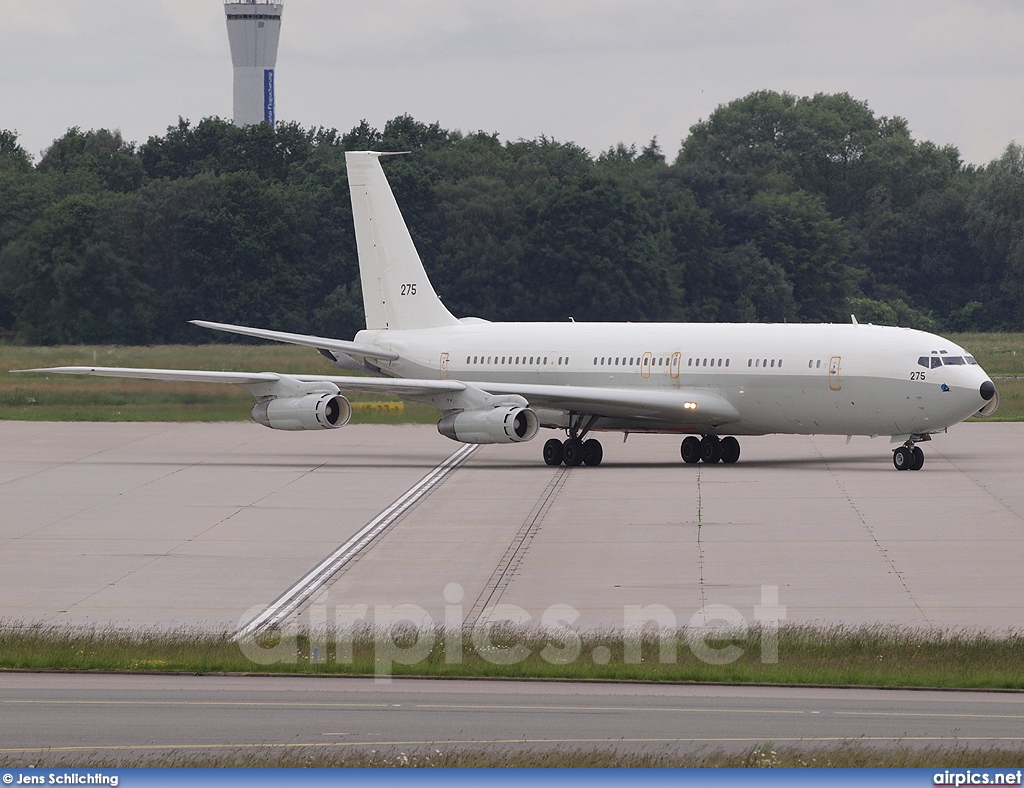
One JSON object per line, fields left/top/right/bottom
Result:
{"left": 835, "top": 710, "right": 1024, "bottom": 719}
{"left": 0, "top": 699, "right": 803, "bottom": 714}
{"left": 234, "top": 442, "right": 479, "bottom": 639}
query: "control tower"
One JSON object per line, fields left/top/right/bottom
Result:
{"left": 224, "top": 1, "right": 283, "bottom": 126}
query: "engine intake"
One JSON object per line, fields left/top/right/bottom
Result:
{"left": 437, "top": 406, "right": 540, "bottom": 444}
{"left": 252, "top": 393, "right": 352, "bottom": 431}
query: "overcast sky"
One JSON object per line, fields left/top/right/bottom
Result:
{"left": 3, "top": 0, "right": 1022, "bottom": 166}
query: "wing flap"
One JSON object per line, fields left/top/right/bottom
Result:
{"left": 479, "top": 382, "right": 741, "bottom": 425}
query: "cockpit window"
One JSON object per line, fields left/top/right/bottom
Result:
{"left": 941, "top": 356, "right": 966, "bottom": 365}
{"left": 931, "top": 356, "right": 942, "bottom": 369}
{"left": 965, "top": 355, "right": 978, "bottom": 365}
{"left": 917, "top": 357, "right": 930, "bottom": 368}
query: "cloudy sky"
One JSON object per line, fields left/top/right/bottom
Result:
{"left": 2, "top": 0, "right": 1022, "bottom": 165}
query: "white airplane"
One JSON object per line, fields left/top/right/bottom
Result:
{"left": 17, "top": 151, "right": 999, "bottom": 471}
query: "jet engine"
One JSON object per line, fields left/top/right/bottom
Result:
{"left": 437, "top": 406, "right": 540, "bottom": 444}
{"left": 251, "top": 393, "right": 352, "bottom": 431}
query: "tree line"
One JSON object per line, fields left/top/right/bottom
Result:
{"left": 1, "top": 90, "right": 1022, "bottom": 345}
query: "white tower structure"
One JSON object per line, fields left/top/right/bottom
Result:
{"left": 224, "top": 1, "right": 283, "bottom": 127}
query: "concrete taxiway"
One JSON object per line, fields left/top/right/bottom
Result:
{"left": 1, "top": 421, "right": 1022, "bottom": 632}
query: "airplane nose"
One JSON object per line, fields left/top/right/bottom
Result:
{"left": 980, "top": 380, "right": 996, "bottom": 401}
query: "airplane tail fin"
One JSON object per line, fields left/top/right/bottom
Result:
{"left": 345, "top": 151, "right": 458, "bottom": 331}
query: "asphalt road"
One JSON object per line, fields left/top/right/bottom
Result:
{"left": 1, "top": 673, "right": 1022, "bottom": 758}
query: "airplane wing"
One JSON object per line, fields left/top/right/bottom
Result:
{"left": 12, "top": 366, "right": 466, "bottom": 399}
{"left": 188, "top": 320, "right": 400, "bottom": 361}
{"left": 13, "top": 366, "right": 736, "bottom": 424}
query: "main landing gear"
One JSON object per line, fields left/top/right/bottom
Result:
{"left": 892, "top": 441, "right": 925, "bottom": 471}
{"left": 544, "top": 415, "right": 604, "bottom": 467}
{"left": 680, "top": 435, "right": 741, "bottom": 465}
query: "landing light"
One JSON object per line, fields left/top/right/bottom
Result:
{"left": 684, "top": 402, "right": 697, "bottom": 410}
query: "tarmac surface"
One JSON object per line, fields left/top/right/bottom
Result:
{"left": 1, "top": 421, "right": 1022, "bottom": 633}
{"left": 2, "top": 673, "right": 1023, "bottom": 757}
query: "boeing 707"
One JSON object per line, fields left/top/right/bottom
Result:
{"left": 16, "top": 151, "right": 999, "bottom": 471}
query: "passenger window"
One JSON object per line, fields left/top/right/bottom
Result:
{"left": 778, "top": 359, "right": 782, "bottom": 368}
{"left": 725, "top": 359, "right": 730, "bottom": 367}
{"left": 748, "top": 359, "right": 753, "bottom": 367}
{"left": 816, "top": 360, "right": 821, "bottom": 369}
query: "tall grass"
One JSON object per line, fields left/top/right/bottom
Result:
{"left": 4, "top": 743, "right": 1024, "bottom": 768}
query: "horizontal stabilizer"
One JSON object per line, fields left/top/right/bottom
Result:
{"left": 11, "top": 366, "right": 282, "bottom": 385}
{"left": 189, "top": 320, "right": 398, "bottom": 361}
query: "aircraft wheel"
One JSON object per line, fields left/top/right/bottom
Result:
{"left": 700, "top": 435, "right": 722, "bottom": 464}
{"left": 583, "top": 439, "right": 603, "bottom": 466}
{"left": 680, "top": 436, "right": 701, "bottom": 464}
{"left": 543, "top": 438, "right": 564, "bottom": 466}
{"left": 910, "top": 445, "right": 925, "bottom": 471}
{"left": 562, "top": 438, "right": 585, "bottom": 467}
{"left": 892, "top": 446, "right": 912, "bottom": 471}
{"left": 720, "top": 436, "right": 741, "bottom": 464}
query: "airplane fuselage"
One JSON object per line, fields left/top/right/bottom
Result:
{"left": 359, "top": 321, "right": 992, "bottom": 438}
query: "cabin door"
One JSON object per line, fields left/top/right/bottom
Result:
{"left": 670, "top": 352, "right": 681, "bottom": 379}
{"left": 828, "top": 356, "right": 841, "bottom": 391}
{"left": 439, "top": 352, "right": 450, "bottom": 379}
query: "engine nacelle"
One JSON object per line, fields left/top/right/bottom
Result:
{"left": 437, "top": 406, "right": 540, "bottom": 444}
{"left": 251, "top": 394, "right": 352, "bottom": 431}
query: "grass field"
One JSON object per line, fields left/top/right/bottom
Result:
{"left": 2, "top": 332, "right": 1022, "bottom": 422}
{"left": 0, "top": 344, "right": 439, "bottom": 423}
{"left": 4, "top": 622, "right": 1024, "bottom": 690}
